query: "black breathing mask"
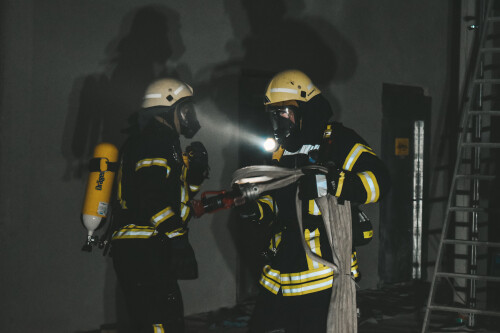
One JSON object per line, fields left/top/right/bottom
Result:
{"left": 176, "top": 99, "right": 200, "bottom": 139}
{"left": 266, "top": 104, "right": 302, "bottom": 152}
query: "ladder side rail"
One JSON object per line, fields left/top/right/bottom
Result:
{"left": 421, "top": 1, "right": 492, "bottom": 332}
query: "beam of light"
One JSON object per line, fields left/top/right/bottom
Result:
{"left": 196, "top": 106, "right": 272, "bottom": 151}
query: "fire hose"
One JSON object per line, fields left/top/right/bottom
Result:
{"left": 191, "top": 165, "right": 357, "bottom": 332}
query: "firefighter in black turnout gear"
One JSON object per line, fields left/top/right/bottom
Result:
{"left": 111, "top": 78, "right": 209, "bottom": 333}
{"left": 244, "top": 70, "right": 391, "bottom": 333}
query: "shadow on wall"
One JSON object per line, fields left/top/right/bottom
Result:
{"left": 61, "top": 5, "right": 193, "bottom": 330}
{"left": 194, "top": 0, "right": 359, "bottom": 300}
{"left": 61, "top": 5, "right": 190, "bottom": 181}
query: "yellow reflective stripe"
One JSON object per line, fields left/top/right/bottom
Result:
{"left": 358, "top": 171, "right": 380, "bottom": 203}
{"left": 343, "top": 144, "right": 375, "bottom": 171}
{"left": 280, "top": 266, "right": 333, "bottom": 284}
{"left": 258, "top": 195, "right": 274, "bottom": 211}
{"left": 323, "top": 124, "right": 332, "bottom": 138}
{"left": 153, "top": 324, "right": 165, "bottom": 333}
{"left": 269, "top": 232, "right": 281, "bottom": 250}
{"left": 181, "top": 165, "right": 188, "bottom": 182}
{"left": 281, "top": 276, "right": 333, "bottom": 296}
{"left": 308, "top": 200, "right": 321, "bottom": 215}
{"left": 135, "top": 158, "right": 170, "bottom": 172}
{"left": 166, "top": 227, "right": 187, "bottom": 238}
{"left": 151, "top": 206, "right": 175, "bottom": 227}
{"left": 335, "top": 171, "right": 345, "bottom": 197}
{"left": 262, "top": 265, "right": 281, "bottom": 283}
{"left": 257, "top": 202, "right": 264, "bottom": 220}
{"left": 364, "top": 230, "right": 373, "bottom": 239}
{"left": 180, "top": 203, "right": 190, "bottom": 221}
{"left": 112, "top": 225, "right": 156, "bottom": 240}
{"left": 305, "top": 229, "right": 324, "bottom": 270}
{"left": 189, "top": 184, "right": 200, "bottom": 192}
{"left": 259, "top": 274, "right": 280, "bottom": 295}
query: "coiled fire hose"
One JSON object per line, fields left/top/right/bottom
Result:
{"left": 231, "top": 165, "right": 357, "bottom": 333}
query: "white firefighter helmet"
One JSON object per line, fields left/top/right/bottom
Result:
{"left": 142, "top": 78, "right": 194, "bottom": 108}
{"left": 264, "top": 69, "right": 321, "bottom": 105}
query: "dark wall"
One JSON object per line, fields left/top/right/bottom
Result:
{"left": 0, "top": 1, "right": 452, "bottom": 332}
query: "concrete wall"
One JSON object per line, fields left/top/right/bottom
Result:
{"left": 0, "top": 0, "right": 452, "bottom": 332}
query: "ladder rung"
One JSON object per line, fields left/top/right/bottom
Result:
{"left": 455, "top": 174, "right": 495, "bottom": 180}
{"left": 480, "top": 47, "right": 500, "bottom": 53}
{"left": 474, "top": 78, "right": 500, "bottom": 84}
{"left": 462, "top": 142, "right": 500, "bottom": 148}
{"left": 436, "top": 272, "right": 500, "bottom": 282}
{"left": 469, "top": 110, "right": 500, "bottom": 116}
{"left": 428, "top": 305, "right": 500, "bottom": 317}
{"left": 443, "top": 239, "right": 500, "bottom": 247}
{"left": 450, "top": 207, "right": 486, "bottom": 212}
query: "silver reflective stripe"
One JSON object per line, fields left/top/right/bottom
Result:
{"left": 152, "top": 207, "right": 174, "bottom": 226}
{"left": 281, "top": 267, "right": 333, "bottom": 283}
{"left": 361, "top": 172, "right": 377, "bottom": 202}
{"left": 259, "top": 275, "right": 280, "bottom": 294}
{"left": 312, "top": 201, "right": 320, "bottom": 215}
{"left": 281, "top": 278, "right": 333, "bottom": 295}
{"left": 189, "top": 184, "right": 200, "bottom": 191}
{"left": 316, "top": 174, "right": 328, "bottom": 197}
{"left": 174, "top": 85, "right": 184, "bottom": 95}
{"left": 153, "top": 324, "right": 164, "bottom": 333}
{"left": 145, "top": 93, "right": 161, "bottom": 99}
{"left": 259, "top": 196, "right": 273, "bottom": 209}
{"left": 167, "top": 229, "right": 185, "bottom": 238}
{"left": 113, "top": 228, "right": 155, "bottom": 239}
{"left": 135, "top": 158, "right": 168, "bottom": 170}
{"left": 180, "top": 203, "right": 189, "bottom": 219}
{"left": 309, "top": 229, "right": 319, "bottom": 269}
{"left": 270, "top": 88, "right": 298, "bottom": 94}
{"left": 344, "top": 145, "right": 364, "bottom": 170}
{"left": 283, "top": 144, "right": 320, "bottom": 156}
{"left": 263, "top": 265, "right": 281, "bottom": 281}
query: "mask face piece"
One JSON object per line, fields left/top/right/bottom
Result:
{"left": 176, "top": 100, "right": 200, "bottom": 138}
{"left": 266, "top": 105, "right": 302, "bottom": 152}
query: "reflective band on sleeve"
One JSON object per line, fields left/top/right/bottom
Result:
{"left": 258, "top": 195, "right": 274, "bottom": 211}
{"left": 189, "top": 184, "right": 200, "bottom": 192}
{"left": 358, "top": 171, "right": 380, "bottom": 203}
{"left": 259, "top": 274, "right": 281, "bottom": 295}
{"left": 343, "top": 144, "right": 376, "bottom": 171}
{"left": 153, "top": 324, "right": 165, "bottom": 333}
{"left": 335, "top": 171, "right": 345, "bottom": 197}
{"left": 151, "top": 206, "right": 175, "bottom": 227}
{"left": 363, "top": 230, "right": 373, "bottom": 239}
{"left": 166, "top": 227, "right": 187, "bottom": 238}
{"left": 174, "top": 85, "right": 184, "bottom": 95}
{"left": 270, "top": 88, "right": 298, "bottom": 94}
{"left": 281, "top": 276, "right": 333, "bottom": 296}
{"left": 262, "top": 265, "right": 281, "bottom": 283}
{"left": 145, "top": 93, "right": 161, "bottom": 99}
{"left": 269, "top": 232, "right": 282, "bottom": 250}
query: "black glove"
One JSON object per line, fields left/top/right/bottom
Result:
{"left": 237, "top": 200, "right": 261, "bottom": 223}
{"left": 185, "top": 141, "right": 210, "bottom": 184}
{"left": 170, "top": 232, "right": 198, "bottom": 280}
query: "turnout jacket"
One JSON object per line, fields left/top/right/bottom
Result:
{"left": 112, "top": 120, "right": 201, "bottom": 240}
{"left": 255, "top": 121, "right": 390, "bottom": 297}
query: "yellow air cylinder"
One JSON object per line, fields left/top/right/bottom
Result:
{"left": 81, "top": 143, "right": 119, "bottom": 240}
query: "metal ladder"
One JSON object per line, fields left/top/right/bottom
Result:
{"left": 421, "top": 0, "right": 500, "bottom": 331}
